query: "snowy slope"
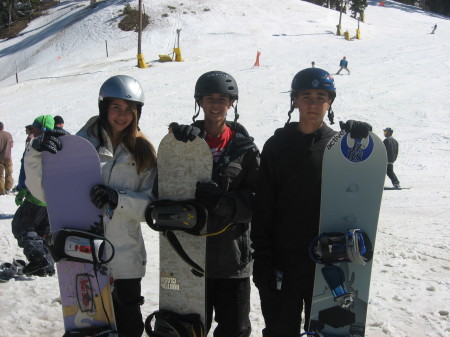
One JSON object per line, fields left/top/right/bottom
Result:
{"left": 0, "top": 0, "right": 449, "bottom": 336}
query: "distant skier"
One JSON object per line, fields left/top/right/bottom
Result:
{"left": 336, "top": 56, "right": 350, "bottom": 75}
{"left": 169, "top": 71, "right": 260, "bottom": 337}
{"left": 251, "top": 67, "right": 372, "bottom": 336}
{"left": 431, "top": 24, "right": 437, "bottom": 34}
{"left": 311, "top": 61, "right": 315, "bottom": 68}
{"left": 383, "top": 127, "right": 400, "bottom": 189}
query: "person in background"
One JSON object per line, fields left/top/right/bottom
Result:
{"left": 53, "top": 115, "right": 70, "bottom": 134}
{"left": 12, "top": 115, "right": 58, "bottom": 276}
{"left": 25, "top": 125, "right": 34, "bottom": 147}
{"left": 336, "top": 56, "right": 350, "bottom": 75}
{"left": 0, "top": 122, "right": 13, "bottom": 195}
{"left": 251, "top": 67, "right": 372, "bottom": 337}
{"left": 25, "top": 75, "right": 157, "bottom": 337}
{"left": 383, "top": 127, "right": 400, "bottom": 189}
{"left": 169, "top": 70, "right": 260, "bottom": 337}
{"left": 431, "top": 24, "right": 437, "bottom": 34}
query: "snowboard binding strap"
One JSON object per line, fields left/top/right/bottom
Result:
{"left": 49, "top": 229, "right": 115, "bottom": 265}
{"left": 309, "top": 229, "right": 373, "bottom": 265}
{"left": 145, "top": 309, "right": 204, "bottom": 337}
{"left": 164, "top": 230, "right": 205, "bottom": 277}
{"left": 321, "top": 265, "right": 355, "bottom": 308}
{"left": 63, "top": 326, "right": 119, "bottom": 337}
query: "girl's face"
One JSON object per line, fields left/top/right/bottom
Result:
{"left": 107, "top": 99, "right": 135, "bottom": 135}
{"left": 199, "top": 93, "right": 234, "bottom": 123}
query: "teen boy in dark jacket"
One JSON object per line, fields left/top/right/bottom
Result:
{"left": 251, "top": 67, "right": 371, "bottom": 337}
{"left": 170, "top": 71, "right": 260, "bottom": 337}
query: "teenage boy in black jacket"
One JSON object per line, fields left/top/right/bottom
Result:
{"left": 251, "top": 67, "right": 371, "bottom": 337}
{"left": 170, "top": 71, "right": 260, "bottom": 337}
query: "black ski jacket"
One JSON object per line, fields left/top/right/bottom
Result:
{"left": 251, "top": 122, "right": 336, "bottom": 276}
{"left": 193, "top": 120, "right": 260, "bottom": 278}
{"left": 383, "top": 136, "right": 398, "bottom": 163}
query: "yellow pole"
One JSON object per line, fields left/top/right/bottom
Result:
{"left": 137, "top": 54, "right": 147, "bottom": 68}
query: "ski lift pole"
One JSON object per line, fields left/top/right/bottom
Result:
{"left": 137, "top": 0, "right": 147, "bottom": 68}
{"left": 174, "top": 29, "right": 184, "bottom": 62}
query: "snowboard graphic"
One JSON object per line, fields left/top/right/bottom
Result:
{"left": 42, "top": 135, "right": 116, "bottom": 335}
{"left": 308, "top": 131, "right": 386, "bottom": 336}
{"left": 149, "top": 133, "right": 212, "bottom": 328}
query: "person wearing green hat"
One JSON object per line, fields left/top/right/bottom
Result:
{"left": 11, "top": 114, "right": 67, "bottom": 276}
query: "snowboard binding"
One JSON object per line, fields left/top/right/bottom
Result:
{"left": 48, "top": 228, "right": 115, "bottom": 265}
{"left": 145, "top": 199, "right": 208, "bottom": 236}
{"left": 145, "top": 309, "right": 204, "bottom": 337}
{"left": 309, "top": 229, "right": 373, "bottom": 266}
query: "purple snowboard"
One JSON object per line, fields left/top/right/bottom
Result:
{"left": 42, "top": 135, "right": 116, "bottom": 333}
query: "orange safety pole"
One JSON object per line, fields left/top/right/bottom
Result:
{"left": 254, "top": 51, "right": 261, "bottom": 67}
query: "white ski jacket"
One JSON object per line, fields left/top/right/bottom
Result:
{"left": 24, "top": 116, "right": 157, "bottom": 279}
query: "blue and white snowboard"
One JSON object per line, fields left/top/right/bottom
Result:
{"left": 308, "top": 131, "right": 386, "bottom": 337}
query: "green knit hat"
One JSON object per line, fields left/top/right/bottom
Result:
{"left": 32, "top": 114, "right": 55, "bottom": 131}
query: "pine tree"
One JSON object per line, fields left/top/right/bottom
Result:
{"left": 349, "top": 0, "right": 368, "bottom": 19}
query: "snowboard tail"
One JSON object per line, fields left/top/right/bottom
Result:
{"left": 308, "top": 131, "right": 386, "bottom": 337}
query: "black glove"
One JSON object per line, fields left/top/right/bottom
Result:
{"left": 195, "top": 181, "right": 223, "bottom": 210}
{"left": 31, "top": 129, "right": 66, "bottom": 154}
{"left": 253, "top": 257, "right": 281, "bottom": 292}
{"left": 169, "top": 122, "right": 200, "bottom": 142}
{"left": 90, "top": 185, "right": 118, "bottom": 209}
{"left": 339, "top": 120, "right": 372, "bottom": 139}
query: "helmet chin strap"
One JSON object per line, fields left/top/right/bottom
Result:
{"left": 285, "top": 100, "right": 295, "bottom": 126}
{"left": 328, "top": 106, "right": 335, "bottom": 125}
{"left": 193, "top": 101, "right": 201, "bottom": 123}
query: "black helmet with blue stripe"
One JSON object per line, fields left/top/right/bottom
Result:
{"left": 290, "top": 68, "right": 336, "bottom": 102}
{"left": 286, "top": 67, "right": 336, "bottom": 125}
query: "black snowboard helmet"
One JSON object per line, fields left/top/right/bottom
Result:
{"left": 383, "top": 127, "right": 393, "bottom": 136}
{"left": 193, "top": 71, "right": 239, "bottom": 124}
{"left": 286, "top": 68, "right": 336, "bottom": 125}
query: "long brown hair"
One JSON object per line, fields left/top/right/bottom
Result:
{"left": 95, "top": 99, "right": 157, "bottom": 174}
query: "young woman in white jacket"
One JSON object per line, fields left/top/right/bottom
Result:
{"left": 25, "top": 75, "right": 157, "bottom": 337}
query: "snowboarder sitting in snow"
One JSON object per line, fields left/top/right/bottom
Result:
{"left": 251, "top": 67, "right": 372, "bottom": 337}
{"left": 12, "top": 114, "right": 67, "bottom": 276}
{"left": 24, "top": 76, "right": 157, "bottom": 337}
{"left": 336, "top": 56, "right": 350, "bottom": 75}
{"left": 383, "top": 127, "right": 400, "bottom": 189}
{"left": 168, "top": 71, "right": 260, "bottom": 337}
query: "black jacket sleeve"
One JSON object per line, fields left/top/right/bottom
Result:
{"left": 250, "top": 140, "right": 277, "bottom": 260}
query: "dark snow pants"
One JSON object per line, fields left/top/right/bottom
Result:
{"left": 206, "top": 277, "right": 251, "bottom": 337}
{"left": 11, "top": 200, "right": 50, "bottom": 260}
{"left": 113, "top": 278, "right": 144, "bottom": 337}
{"left": 386, "top": 163, "right": 400, "bottom": 186}
{"left": 256, "top": 269, "right": 313, "bottom": 337}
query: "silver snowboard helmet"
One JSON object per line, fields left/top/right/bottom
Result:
{"left": 98, "top": 75, "right": 145, "bottom": 121}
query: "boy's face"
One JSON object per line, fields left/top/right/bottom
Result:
{"left": 199, "top": 93, "right": 234, "bottom": 123}
{"left": 294, "top": 89, "right": 331, "bottom": 125}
